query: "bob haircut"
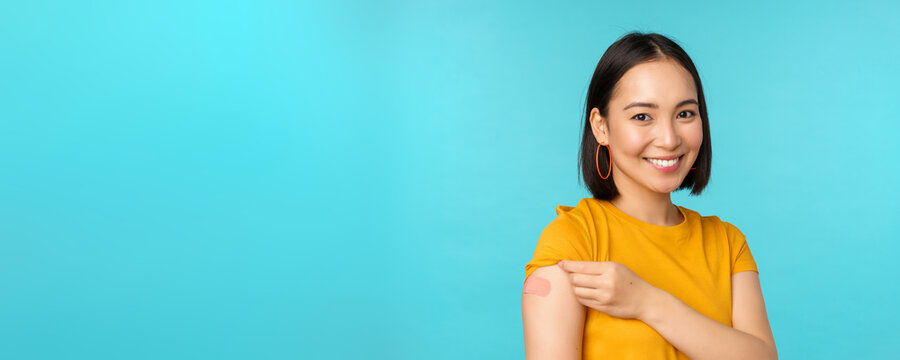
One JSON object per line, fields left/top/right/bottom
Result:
{"left": 578, "top": 31, "right": 711, "bottom": 200}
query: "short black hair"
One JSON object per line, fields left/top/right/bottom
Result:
{"left": 578, "top": 31, "right": 712, "bottom": 199}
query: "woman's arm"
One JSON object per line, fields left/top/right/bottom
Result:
{"left": 641, "top": 271, "right": 778, "bottom": 360}
{"left": 522, "top": 265, "right": 585, "bottom": 360}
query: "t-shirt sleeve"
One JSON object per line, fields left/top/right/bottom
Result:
{"left": 523, "top": 208, "right": 593, "bottom": 285}
{"left": 723, "top": 220, "right": 758, "bottom": 275}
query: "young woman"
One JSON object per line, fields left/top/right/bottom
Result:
{"left": 521, "top": 32, "right": 777, "bottom": 360}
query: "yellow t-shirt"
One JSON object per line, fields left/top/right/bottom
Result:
{"left": 524, "top": 197, "right": 758, "bottom": 359}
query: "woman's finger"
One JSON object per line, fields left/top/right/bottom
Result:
{"left": 573, "top": 285, "right": 600, "bottom": 300}
{"left": 568, "top": 272, "right": 602, "bottom": 289}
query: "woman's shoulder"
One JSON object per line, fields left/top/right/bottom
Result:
{"left": 554, "top": 197, "right": 604, "bottom": 216}
{"left": 548, "top": 198, "right": 609, "bottom": 231}
{"left": 545, "top": 198, "right": 591, "bottom": 230}
{"left": 680, "top": 206, "right": 745, "bottom": 240}
{"left": 527, "top": 198, "right": 599, "bottom": 269}
{"left": 677, "top": 205, "right": 733, "bottom": 226}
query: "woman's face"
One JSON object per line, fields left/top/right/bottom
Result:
{"left": 590, "top": 58, "right": 703, "bottom": 195}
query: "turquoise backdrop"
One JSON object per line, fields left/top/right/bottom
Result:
{"left": 2, "top": 0, "right": 898, "bottom": 359}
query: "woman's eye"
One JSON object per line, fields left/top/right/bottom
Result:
{"left": 679, "top": 110, "right": 696, "bottom": 118}
{"left": 632, "top": 114, "right": 650, "bottom": 121}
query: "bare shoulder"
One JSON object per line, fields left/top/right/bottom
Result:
{"left": 732, "top": 271, "right": 777, "bottom": 357}
{"left": 522, "top": 265, "right": 585, "bottom": 360}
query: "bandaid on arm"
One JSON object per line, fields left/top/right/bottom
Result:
{"left": 522, "top": 274, "right": 551, "bottom": 297}
{"left": 522, "top": 267, "right": 585, "bottom": 359}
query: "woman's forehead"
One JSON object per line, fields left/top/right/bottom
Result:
{"left": 612, "top": 60, "right": 697, "bottom": 107}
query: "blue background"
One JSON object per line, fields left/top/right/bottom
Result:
{"left": 2, "top": 0, "right": 898, "bottom": 359}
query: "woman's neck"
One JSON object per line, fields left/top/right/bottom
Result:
{"left": 609, "top": 193, "right": 682, "bottom": 227}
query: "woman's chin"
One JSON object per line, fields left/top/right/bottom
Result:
{"left": 649, "top": 181, "right": 681, "bottom": 194}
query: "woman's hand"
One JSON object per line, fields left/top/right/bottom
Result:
{"left": 557, "top": 260, "right": 662, "bottom": 321}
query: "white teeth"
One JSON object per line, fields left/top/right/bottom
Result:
{"left": 646, "top": 157, "right": 679, "bottom": 167}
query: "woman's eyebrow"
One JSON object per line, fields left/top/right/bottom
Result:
{"left": 623, "top": 99, "right": 698, "bottom": 110}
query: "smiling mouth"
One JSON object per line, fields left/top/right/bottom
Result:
{"left": 643, "top": 155, "right": 684, "bottom": 170}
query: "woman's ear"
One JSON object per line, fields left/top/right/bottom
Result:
{"left": 590, "top": 108, "right": 608, "bottom": 145}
